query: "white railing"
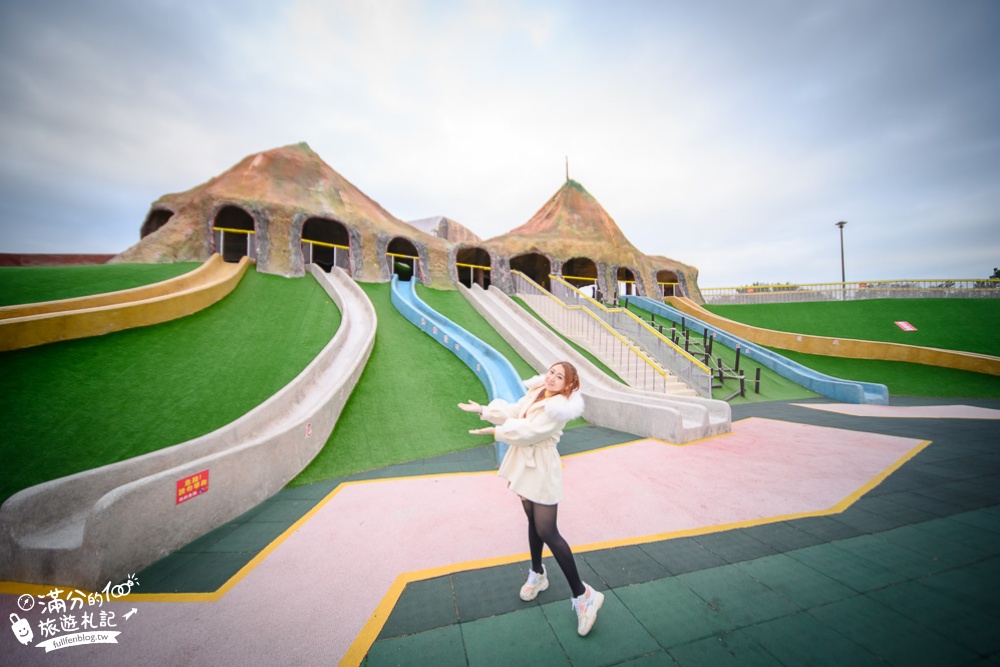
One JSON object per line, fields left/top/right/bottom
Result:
{"left": 213, "top": 226, "right": 257, "bottom": 262}
{"left": 701, "top": 279, "right": 1000, "bottom": 305}
{"left": 549, "top": 276, "right": 713, "bottom": 398}
{"left": 511, "top": 271, "right": 688, "bottom": 395}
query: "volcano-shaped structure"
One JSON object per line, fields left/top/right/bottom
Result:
{"left": 114, "top": 143, "right": 452, "bottom": 284}
{"left": 481, "top": 179, "right": 700, "bottom": 300}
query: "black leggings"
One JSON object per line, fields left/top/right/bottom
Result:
{"left": 521, "top": 498, "right": 586, "bottom": 597}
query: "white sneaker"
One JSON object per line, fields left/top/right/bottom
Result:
{"left": 519, "top": 566, "right": 549, "bottom": 601}
{"left": 572, "top": 583, "right": 605, "bottom": 636}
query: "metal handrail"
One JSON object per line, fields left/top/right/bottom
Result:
{"left": 549, "top": 275, "right": 713, "bottom": 398}
{"left": 511, "top": 271, "right": 685, "bottom": 394}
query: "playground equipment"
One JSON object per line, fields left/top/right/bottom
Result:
{"left": 0, "top": 254, "right": 250, "bottom": 351}
{"left": 627, "top": 296, "right": 889, "bottom": 404}
{"left": 510, "top": 272, "right": 705, "bottom": 398}
{"left": 546, "top": 274, "right": 713, "bottom": 398}
{"left": 460, "top": 283, "right": 730, "bottom": 444}
{"left": 390, "top": 275, "right": 524, "bottom": 464}
{"left": 0, "top": 266, "right": 375, "bottom": 589}
{"left": 668, "top": 296, "right": 1000, "bottom": 377}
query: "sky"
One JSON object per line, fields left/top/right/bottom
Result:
{"left": 1, "top": 0, "right": 998, "bottom": 288}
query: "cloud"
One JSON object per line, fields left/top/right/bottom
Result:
{"left": 0, "top": 0, "right": 998, "bottom": 286}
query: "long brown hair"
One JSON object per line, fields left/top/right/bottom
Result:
{"left": 531, "top": 361, "right": 581, "bottom": 405}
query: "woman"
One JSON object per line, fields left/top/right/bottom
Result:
{"left": 459, "top": 361, "right": 604, "bottom": 637}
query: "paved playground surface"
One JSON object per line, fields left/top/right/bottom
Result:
{"left": 2, "top": 397, "right": 998, "bottom": 666}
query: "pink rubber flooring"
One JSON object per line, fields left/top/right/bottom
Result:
{"left": 2, "top": 418, "right": 925, "bottom": 666}
{"left": 793, "top": 403, "right": 1000, "bottom": 419}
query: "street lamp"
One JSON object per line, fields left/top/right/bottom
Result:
{"left": 835, "top": 221, "right": 847, "bottom": 300}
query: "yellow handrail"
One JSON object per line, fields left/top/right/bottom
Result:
{"left": 302, "top": 240, "right": 349, "bottom": 250}
{"left": 455, "top": 262, "right": 491, "bottom": 271}
{"left": 512, "top": 271, "right": 669, "bottom": 381}
{"left": 549, "top": 274, "right": 711, "bottom": 374}
{"left": 212, "top": 226, "right": 255, "bottom": 235}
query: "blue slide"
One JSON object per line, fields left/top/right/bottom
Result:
{"left": 391, "top": 276, "right": 525, "bottom": 463}
{"left": 628, "top": 296, "right": 889, "bottom": 405}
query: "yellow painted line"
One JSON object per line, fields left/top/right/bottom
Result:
{"left": 339, "top": 434, "right": 932, "bottom": 667}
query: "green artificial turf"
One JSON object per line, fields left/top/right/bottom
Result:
{"left": 415, "top": 284, "right": 537, "bottom": 380}
{"left": 0, "top": 270, "right": 340, "bottom": 505}
{"left": 705, "top": 298, "right": 1000, "bottom": 357}
{"left": 773, "top": 349, "right": 1000, "bottom": 399}
{"left": 511, "top": 296, "right": 626, "bottom": 385}
{"left": 0, "top": 262, "right": 201, "bottom": 307}
{"left": 289, "top": 282, "right": 497, "bottom": 486}
{"left": 622, "top": 302, "right": 821, "bottom": 404}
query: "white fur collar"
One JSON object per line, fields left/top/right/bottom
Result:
{"left": 523, "top": 374, "right": 585, "bottom": 421}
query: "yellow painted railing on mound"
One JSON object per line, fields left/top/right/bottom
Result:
{"left": 511, "top": 270, "right": 677, "bottom": 393}
{"left": 667, "top": 296, "right": 1000, "bottom": 377}
{"left": 0, "top": 255, "right": 252, "bottom": 352}
{"left": 302, "top": 240, "right": 348, "bottom": 250}
{"left": 549, "top": 275, "right": 713, "bottom": 397}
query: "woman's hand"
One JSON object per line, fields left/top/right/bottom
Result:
{"left": 458, "top": 401, "right": 482, "bottom": 414}
{"left": 469, "top": 427, "right": 495, "bottom": 436}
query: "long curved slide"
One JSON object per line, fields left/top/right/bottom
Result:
{"left": 669, "top": 296, "right": 1000, "bottom": 377}
{"left": 0, "top": 266, "right": 376, "bottom": 590}
{"left": 461, "top": 284, "right": 731, "bottom": 444}
{"left": 630, "top": 296, "right": 888, "bottom": 405}
{"left": 0, "top": 254, "right": 250, "bottom": 351}
{"left": 390, "top": 276, "right": 524, "bottom": 464}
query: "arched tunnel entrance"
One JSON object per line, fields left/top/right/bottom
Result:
{"left": 387, "top": 237, "right": 419, "bottom": 281}
{"left": 140, "top": 208, "right": 174, "bottom": 238}
{"left": 657, "top": 270, "right": 681, "bottom": 298}
{"left": 510, "top": 253, "right": 552, "bottom": 291}
{"left": 455, "top": 247, "right": 491, "bottom": 289}
{"left": 617, "top": 266, "right": 637, "bottom": 298}
{"left": 562, "top": 256, "right": 598, "bottom": 299}
{"left": 302, "top": 217, "right": 350, "bottom": 272}
{"left": 212, "top": 205, "right": 257, "bottom": 262}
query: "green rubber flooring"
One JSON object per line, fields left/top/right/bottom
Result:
{"left": 366, "top": 398, "right": 1000, "bottom": 666}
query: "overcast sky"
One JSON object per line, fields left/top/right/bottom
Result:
{"left": 1, "top": 0, "right": 998, "bottom": 287}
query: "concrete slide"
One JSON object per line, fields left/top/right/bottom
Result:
{"left": 669, "top": 296, "right": 1000, "bottom": 377}
{"left": 0, "top": 266, "right": 376, "bottom": 590}
{"left": 461, "top": 284, "right": 731, "bottom": 444}
{"left": 630, "top": 296, "right": 889, "bottom": 405}
{"left": 0, "top": 254, "right": 250, "bottom": 351}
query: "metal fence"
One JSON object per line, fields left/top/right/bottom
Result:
{"left": 701, "top": 279, "right": 1000, "bottom": 305}
{"left": 549, "top": 276, "right": 713, "bottom": 398}
{"left": 511, "top": 271, "right": 690, "bottom": 395}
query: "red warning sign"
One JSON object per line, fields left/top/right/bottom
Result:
{"left": 894, "top": 321, "right": 917, "bottom": 331}
{"left": 176, "top": 469, "right": 210, "bottom": 505}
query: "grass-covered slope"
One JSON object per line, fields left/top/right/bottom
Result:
{"left": 704, "top": 298, "right": 1000, "bottom": 398}
{"left": 0, "top": 270, "right": 340, "bottom": 505}
{"left": 705, "top": 298, "right": 1000, "bottom": 357}
{"left": 623, "top": 302, "right": 821, "bottom": 404}
{"left": 0, "top": 262, "right": 201, "bottom": 307}
{"left": 290, "top": 282, "right": 496, "bottom": 486}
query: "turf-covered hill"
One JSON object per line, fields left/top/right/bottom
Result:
{"left": 0, "top": 267, "right": 341, "bottom": 505}
{"left": 704, "top": 299, "right": 1000, "bottom": 399}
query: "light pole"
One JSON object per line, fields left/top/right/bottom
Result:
{"left": 835, "top": 220, "right": 847, "bottom": 300}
